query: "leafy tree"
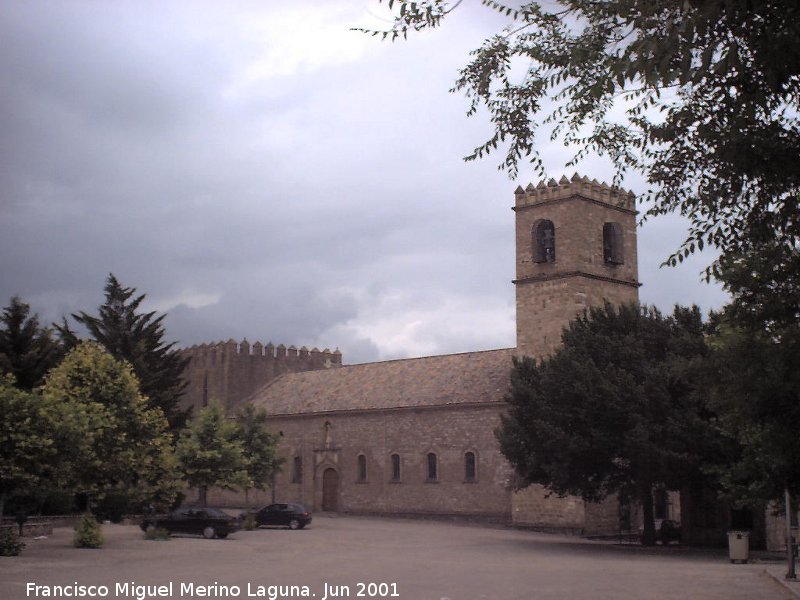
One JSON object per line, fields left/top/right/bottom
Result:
{"left": 0, "top": 297, "right": 63, "bottom": 390}
{"left": 496, "top": 303, "right": 721, "bottom": 545}
{"left": 713, "top": 232, "right": 800, "bottom": 334}
{"left": 360, "top": 1, "right": 800, "bottom": 269}
{"left": 706, "top": 318, "right": 800, "bottom": 505}
{"left": 58, "top": 274, "right": 190, "bottom": 430}
{"left": 234, "top": 404, "right": 284, "bottom": 508}
{"left": 40, "top": 342, "right": 182, "bottom": 512}
{"left": 0, "top": 376, "right": 61, "bottom": 521}
{"left": 705, "top": 236, "right": 800, "bottom": 506}
{"left": 177, "top": 401, "right": 249, "bottom": 506}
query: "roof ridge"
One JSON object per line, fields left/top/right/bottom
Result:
{"left": 341, "top": 346, "right": 515, "bottom": 369}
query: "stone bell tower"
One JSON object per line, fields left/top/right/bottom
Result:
{"left": 513, "top": 173, "right": 640, "bottom": 358}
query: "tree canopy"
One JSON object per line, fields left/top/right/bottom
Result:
{"left": 177, "top": 401, "right": 249, "bottom": 506}
{"left": 713, "top": 233, "right": 800, "bottom": 334}
{"left": 360, "top": 0, "right": 800, "bottom": 269}
{"left": 58, "top": 274, "right": 190, "bottom": 430}
{"left": 704, "top": 237, "right": 800, "bottom": 505}
{"left": 235, "top": 403, "right": 283, "bottom": 506}
{"left": 496, "top": 302, "right": 721, "bottom": 544}
{"left": 707, "top": 318, "right": 800, "bottom": 505}
{"left": 0, "top": 376, "right": 61, "bottom": 520}
{"left": 0, "top": 297, "right": 63, "bottom": 390}
{"left": 40, "top": 342, "right": 182, "bottom": 511}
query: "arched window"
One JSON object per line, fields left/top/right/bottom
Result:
{"left": 603, "top": 222, "right": 624, "bottom": 265}
{"left": 357, "top": 454, "right": 367, "bottom": 483}
{"left": 464, "top": 451, "right": 477, "bottom": 483}
{"left": 390, "top": 453, "right": 401, "bottom": 482}
{"left": 426, "top": 452, "right": 438, "bottom": 482}
{"left": 534, "top": 219, "right": 556, "bottom": 263}
{"left": 291, "top": 456, "right": 303, "bottom": 484}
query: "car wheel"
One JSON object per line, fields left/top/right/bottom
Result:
{"left": 203, "top": 526, "right": 216, "bottom": 539}
{"left": 288, "top": 519, "right": 300, "bottom": 530}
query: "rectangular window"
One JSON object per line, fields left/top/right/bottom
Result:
{"left": 464, "top": 452, "right": 477, "bottom": 483}
{"left": 390, "top": 454, "right": 401, "bottom": 482}
{"left": 357, "top": 454, "right": 367, "bottom": 483}
{"left": 426, "top": 453, "right": 438, "bottom": 482}
{"left": 292, "top": 456, "right": 303, "bottom": 484}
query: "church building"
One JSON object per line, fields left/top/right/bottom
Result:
{"left": 180, "top": 175, "right": 648, "bottom": 535}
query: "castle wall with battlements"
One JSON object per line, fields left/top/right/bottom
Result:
{"left": 179, "top": 340, "right": 341, "bottom": 415}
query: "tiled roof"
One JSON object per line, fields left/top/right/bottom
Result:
{"left": 248, "top": 348, "right": 515, "bottom": 415}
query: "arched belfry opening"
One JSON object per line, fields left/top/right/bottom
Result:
{"left": 603, "top": 222, "right": 625, "bottom": 265}
{"left": 533, "top": 219, "right": 556, "bottom": 263}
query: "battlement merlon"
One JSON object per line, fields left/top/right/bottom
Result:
{"left": 514, "top": 173, "right": 636, "bottom": 213}
{"left": 180, "top": 340, "right": 343, "bottom": 366}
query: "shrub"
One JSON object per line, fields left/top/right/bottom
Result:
{"left": 73, "top": 514, "right": 104, "bottom": 548}
{"left": 0, "top": 527, "right": 25, "bottom": 556}
{"left": 143, "top": 527, "right": 170, "bottom": 541}
{"left": 242, "top": 514, "right": 257, "bottom": 531}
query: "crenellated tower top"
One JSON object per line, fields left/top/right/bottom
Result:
{"left": 514, "top": 173, "right": 636, "bottom": 212}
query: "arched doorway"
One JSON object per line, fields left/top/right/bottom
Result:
{"left": 322, "top": 468, "right": 339, "bottom": 512}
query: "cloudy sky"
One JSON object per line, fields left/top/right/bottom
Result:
{"left": 0, "top": 1, "right": 727, "bottom": 364}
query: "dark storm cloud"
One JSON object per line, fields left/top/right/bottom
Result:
{"left": 0, "top": 1, "right": 726, "bottom": 365}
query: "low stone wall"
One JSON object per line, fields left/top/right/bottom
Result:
{"left": 1, "top": 514, "right": 86, "bottom": 537}
{"left": 339, "top": 510, "right": 512, "bottom": 526}
{"left": 1, "top": 521, "right": 52, "bottom": 537}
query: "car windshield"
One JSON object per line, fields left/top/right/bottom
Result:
{"left": 203, "top": 508, "right": 230, "bottom": 518}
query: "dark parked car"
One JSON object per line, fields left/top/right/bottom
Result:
{"left": 140, "top": 507, "right": 240, "bottom": 539}
{"left": 243, "top": 503, "right": 312, "bottom": 530}
{"left": 639, "top": 519, "right": 682, "bottom": 545}
{"left": 657, "top": 519, "right": 682, "bottom": 544}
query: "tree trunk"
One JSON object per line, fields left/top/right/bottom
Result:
{"left": 640, "top": 484, "right": 657, "bottom": 546}
{"left": 198, "top": 486, "right": 208, "bottom": 507}
{"left": 0, "top": 491, "right": 5, "bottom": 523}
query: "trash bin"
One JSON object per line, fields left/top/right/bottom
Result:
{"left": 728, "top": 530, "right": 750, "bottom": 563}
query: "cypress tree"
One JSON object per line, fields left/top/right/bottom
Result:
{"left": 0, "top": 296, "right": 63, "bottom": 390}
{"left": 58, "top": 274, "right": 191, "bottom": 430}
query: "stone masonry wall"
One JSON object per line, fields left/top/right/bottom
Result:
{"left": 180, "top": 340, "right": 342, "bottom": 415}
{"left": 222, "top": 404, "right": 516, "bottom": 520}
{"left": 515, "top": 276, "right": 639, "bottom": 359}
{"left": 583, "top": 495, "right": 624, "bottom": 536}
{"left": 511, "top": 485, "right": 585, "bottom": 533}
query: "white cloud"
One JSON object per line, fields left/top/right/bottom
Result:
{"left": 318, "top": 286, "right": 515, "bottom": 361}
{"left": 147, "top": 291, "right": 222, "bottom": 313}
{"left": 223, "top": 3, "right": 376, "bottom": 99}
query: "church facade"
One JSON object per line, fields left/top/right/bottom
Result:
{"left": 184, "top": 175, "right": 653, "bottom": 535}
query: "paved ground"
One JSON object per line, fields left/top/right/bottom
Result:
{"left": 0, "top": 515, "right": 795, "bottom": 600}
